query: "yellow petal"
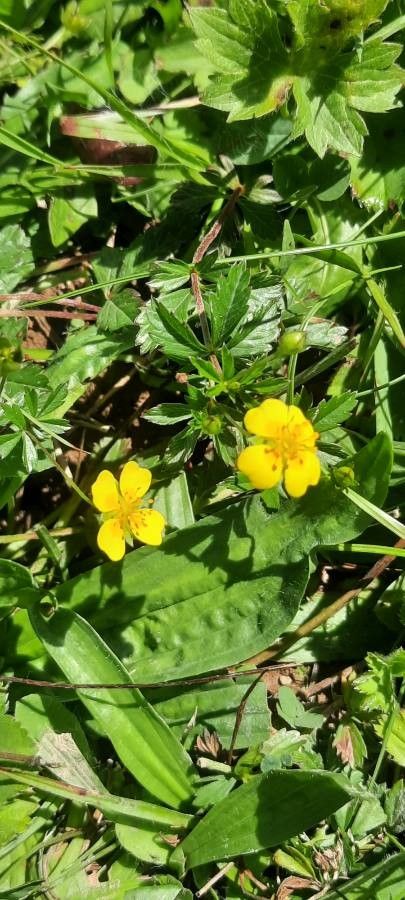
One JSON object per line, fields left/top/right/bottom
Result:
{"left": 237, "top": 444, "right": 283, "bottom": 490}
{"left": 119, "top": 461, "right": 152, "bottom": 503}
{"left": 91, "top": 470, "right": 120, "bottom": 512}
{"left": 286, "top": 405, "right": 307, "bottom": 427}
{"left": 244, "top": 398, "right": 289, "bottom": 438}
{"left": 284, "top": 451, "right": 321, "bottom": 498}
{"left": 129, "top": 508, "right": 166, "bottom": 546}
{"left": 97, "top": 518, "right": 125, "bottom": 561}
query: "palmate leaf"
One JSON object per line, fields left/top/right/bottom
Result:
{"left": 293, "top": 41, "right": 403, "bottom": 158}
{"left": 190, "top": 0, "right": 403, "bottom": 157}
{"left": 190, "top": 1, "right": 293, "bottom": 122}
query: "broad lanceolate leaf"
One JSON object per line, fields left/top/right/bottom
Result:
{"left": 177, "top": 770, "right": 360, "bottom": 867}
{"left": 0, "top": 767, "right": 192, "bottom": 830}
{"left": 29, "top": 607, "right": 195, "bottom": 809}
{"left": 54, "top": 434, "right": 392, "bottom": 681}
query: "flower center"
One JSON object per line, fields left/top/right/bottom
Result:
{"left": 266, "top": 424, "right": 314, "bottom": 468}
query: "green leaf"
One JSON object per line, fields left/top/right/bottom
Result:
{"left": 153, "top": 678, "right": 270, "bottom": 751}
{"left": 385, "top": 779, "right": 405, "bottom": 835}
{"left": 136, "top": 291, "right": 193, "bottom": 358}
{"left": 228, "top": 279, "right": 283, "bottom": 358}
{"left": 0, "top": 712, "right": 35, "bottom": 758}
{"left": 0, "top": 767, "right": 192, "bottom": 830}
{"left": 376, "top": 709, "right": 405, "bottom": 766}
{"left": 177, "top": 770, "right": 359, "bottom": 867}
{"left": 276, "top": 686, "right": 324, "bottom": 731}
{"left": 219, "top": 115, "right": 292, "bottom": 165}
{"left": 164, "top": 425, "right": 201, "bottom": 468}
{"left": 48, "top": 326, "right": 133, "bottom": 400}
{"left": 321, "top": 853, "right": 405, "bottom": 900}
{"left": 349, "top": 109, "right": 405, "bottom": 210}
{"left": 190, "top": 0, "right": 292, "bottom": 122}
{"left": 0, "top": 559, "right": 39, "bottom": 612}
{"left": 312, "top": 392, "right": 357, "bottom": 432}
{"left": 0, "top": 224, "right": 33, "bottom": 292}
{"left": 48, "top": 187, "right": 97, "bottom": 247}
{"left": 143, "top": 405, "right": 192, "bottom": 426}
{"left": 54, "top": 434, "right": 392, "bottom": 681}
{"left": 29, "top": 606, "right": 195, "bottom": 809}
{"left": 288, "top": 0, "right": 390, "bottom": 53}
{"left": 155, "top": 304, "right": 206, "bottom": 356}
{"left": 154, "top": 472, "right": 195, "bottom": 531}
{"left": 209, "top": 265, "right": 250, "bottom": 346}
{"left": 191, "top": 2, "right": 402, "bottom": 157}
{"left": 97, "top": 289, "right": 140, "bottom": 333}
{"left": 116, "top": 821, "right": 171, "bottom": 867}
{"left": 293, "top": 41, "right": 403, "bottom": 158}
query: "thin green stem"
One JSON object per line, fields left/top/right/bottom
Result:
{"left": 0, "top": 527, "right": 79, "bottom": 545}
{"left": 216, "top": 230, "right": 405, "bottom": 265}
{"left": 335, "top": 543, "right": 405, "bottom": 559}
{"left": 287, "top": 353, "right": 298, "bottom": 405}
{"left": 357, "top": 373, "right": 405, "bottom": 398}
{"left": 29, "top": 433, "right": 92, "bottom": 507}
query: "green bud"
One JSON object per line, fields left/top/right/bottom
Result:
{"left": 332, "top": 465, "right": 356, "bottom": 489}
{"left": 278, "top": 331, "right": 306, "bottom": 355}
{"left": 201, "top": 415, "right": 222, "bottom": 436}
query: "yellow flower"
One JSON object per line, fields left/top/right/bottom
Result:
{"left": 91, "top": 461, "right": 166, "bottom": 561}
{"left": 237, "top": 398, "right": 320, "bottom": 498}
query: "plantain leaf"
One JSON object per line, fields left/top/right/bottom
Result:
{"left": 0, "top": 766, "right": 192, "bottom": 830}
{"left": 54, "top": 434, "right": 391, "bottom": 681}
{"left": 176, "top": 769, "right": 361, "bottom": 867}
{"left": 29, "top": 607, "right": 195, "bottom": 809}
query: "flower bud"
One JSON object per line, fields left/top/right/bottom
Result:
{"left": 278, "top": 331, "right": 306, "bottom": 355}
{"left": 201, "top": 415, "right": 222, "bottom": 436}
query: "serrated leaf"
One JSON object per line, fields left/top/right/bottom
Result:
{"left": 191, "top": 2, "right": 402, "bottom": 157}
{"left": 209, "top": 265, "right": 250, "bottom": 345}
{"left": 288, "top": 0, "right": 390, "bottom": 53}
{"left": 155, "top": 304, "right": 206, "bottom": 356}
{"left": 136, "top": 290, "right": 193, "bottom": 358}
{"left": 313, "top": 392, "right": 357, "bottom": 432}
{"left": 143, "top": 404, "right": 192, "bottom": 426}
{"left": 0, "top": 224, "right": 33, "bottom": 292}
{"left": 190, "top": 0, "right": 293, "bottom": 121}
{"left": 293, "top": 42, "right": 403, "bottom": 158}
{"left": 229, "top": 280, "right": 283, "bottom": 357}
{"left": 163, "top": 424, "right": 201, "bottom": 468}
{"left": 97, "top": 289, "right": 140, "bottom": 333}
